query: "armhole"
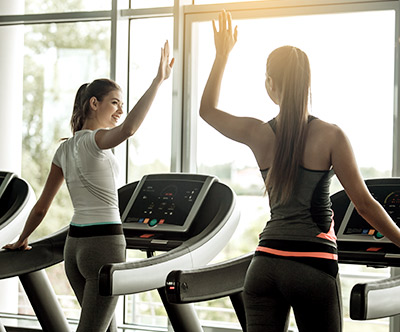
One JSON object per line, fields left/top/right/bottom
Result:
{"left": 268, "top": 118, "right": 277, "bottom": 134}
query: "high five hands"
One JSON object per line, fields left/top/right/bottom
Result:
{"left": 212, "top": 10, "right": 238, "bottom": 58}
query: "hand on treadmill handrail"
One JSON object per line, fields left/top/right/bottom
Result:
{"left": 3, "top": 237, "right": 32, "bottom": 251}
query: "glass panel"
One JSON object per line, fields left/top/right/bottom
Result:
{"left": 127, "top": 17, "right": 174, "bottom": 182}
{"left": 23, "top": 0, "right": 111, "bottom": 14}
{"left": 23, "top": 21, "right": 111, "bottom": 239}
{"left": 17, "top": 20, "right": 111, "bottom": 322}
{"left": 124, "top": 17, "right": 173, "bottom": 328}
{"left": 194, "top": 0, "right": 262, "bottom": 3}
{"left": 130, "top": 0, "right": 173, "bottom": 9}
{"left": 193, "top": 9, "right": 395, "bottom": 330}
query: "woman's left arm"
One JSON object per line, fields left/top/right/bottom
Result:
{"left": 2, "top": 163, "right": 64, "bottom": 250}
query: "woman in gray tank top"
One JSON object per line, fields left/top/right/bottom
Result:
{"left": 199, "top": 10, "right": 400, "bottom": 332}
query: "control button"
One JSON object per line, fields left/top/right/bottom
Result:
{"left": 140, "top": 234, "right": 154, "bottom": 238}
{"left": 149, "top": 219, "right": 158, "bottom": 227}
{"left": 375, "top": 232, "right": 384, "bottom": 239}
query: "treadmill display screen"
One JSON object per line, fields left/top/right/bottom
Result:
{"left": 339, "top": 186, "right": 400, "bottom": 242}
{"left": 121, "top": 174, "right": 216, "bottom": 233}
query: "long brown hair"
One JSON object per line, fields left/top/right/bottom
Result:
{"left": 265, "top": 46, "right": 311, "bottom": 203}
{"left": 70, "top": 78, "right": 121, "bottom": 134}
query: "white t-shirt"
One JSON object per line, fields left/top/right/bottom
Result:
{"left": 52, "top": 129, "right": 121, "bottom": 226}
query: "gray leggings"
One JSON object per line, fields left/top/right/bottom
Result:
{"left": 244, "top": 255, "right": 342, "bottom": 332}
{"left": 64, "top": 233, "right": 126, "bottom": 332}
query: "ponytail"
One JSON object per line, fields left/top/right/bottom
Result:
{"left": 265, "top": 46, "right": 311, "bottom": 203}
{"left": 70, "top": 79, "right": 121, "bottom": 134}
{"left": 70, "top": 83, "right": 90, "bottom": 134}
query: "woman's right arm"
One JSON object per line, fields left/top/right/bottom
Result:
{"left": 331, "top": 126, "right": 400, "bottom": 247}
{"left": 199, "top": 10, "right": 265, "bottom": 148}
{"left": 95, "top": 41, "right": 174, "bottom": 150}
{"left": 2, "top": 163, "right": 64, "bottom": 250}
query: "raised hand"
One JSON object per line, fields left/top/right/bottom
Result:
{"left": 212, "top": 10, "right": 238, "bottom": 58}
{"left": 156, "top": 40, "right": 175, "bottom": 83}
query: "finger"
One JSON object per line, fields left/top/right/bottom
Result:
{"left": 169, "top": 58, "right": 175, "bottom": 68}
{"left": 212, "top": 19, "right": 217, "bottom": 35}
{"left": 165, "top": 40, "right": 169, "bottom": 56}
{"left": 219, "top": 12, "right": 223, "bottom": 33}
{"left": 234, "top": 25, "right": 238, "bottom": 42}
{"left": 222, "top": 10, "right": 227, "bottom": 31}
{"left": 227, "top": 11, "right": 232, "bottom": 33}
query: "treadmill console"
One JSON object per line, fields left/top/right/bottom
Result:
{"left": 121, "top": 174, "right": 217, "bottom": 234}
{"left": 337, "top": 180, "right": 400, "bottom": 243}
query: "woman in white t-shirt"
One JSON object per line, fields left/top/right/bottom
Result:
{"left": 4, "top": 41, "right": 174, "bottom": 332}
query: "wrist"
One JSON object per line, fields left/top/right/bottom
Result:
{"left": 215, "top": 52, "right": 230, "bottom": 62}
{"left": 153, "top": 76, "right": 163, "bottom": 87}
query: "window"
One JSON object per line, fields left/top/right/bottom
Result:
{"left": 18, "top": 20, "right": 111, "bottom": 322}
{"left": 127, "top": 17, "right": 174, "bottom": 182}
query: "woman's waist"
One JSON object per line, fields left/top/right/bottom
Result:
{"left": 71, "top": 208, "right": 121, "bottom": 224}
{"left": 68, "top": 222, "right": 123, "bottom": 238}
{"left": 256, "top": 239, "right": 338, "bottom": 260}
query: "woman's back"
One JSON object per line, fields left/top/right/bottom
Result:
{"left": 250, "top": 116, "right": 339, "bottom": 173}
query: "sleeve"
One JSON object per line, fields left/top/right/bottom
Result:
{"left": 81, "top": 129, "right": 106, "bottom": 159}
{"left": 52, "top": 141, "right": 64, "bottom": 168}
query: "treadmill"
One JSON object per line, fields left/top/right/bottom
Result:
{"left": 165, "top": 177, "right": 400, "bottom": 330}
{"left": 0, "top": 171, "right": 35, "bottom": 248}
{"left": 0, "top": 173, "right": 239, "bottom": 332}
{"left": 0, "top": 171, "right": 36, "bottom": 331}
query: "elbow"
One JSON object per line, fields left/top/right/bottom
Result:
{"left": 120, "top": 123, "right": 136, "bottom": 139}
{"left": 199, "top": 102, "right": 206, "bottom": 120}
{"left": 353, "top": 196, "right": 378, "bottom": 220}
{"left": 199, "top": 101, "right": 212, "bottom": 121}
{"left": 32, "top": 205, "right": 48, "bottom": 220}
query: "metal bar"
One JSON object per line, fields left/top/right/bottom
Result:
{"left": 0, "top": 11, "right": 111, "bottom": 26}
{"left": 157, "top": 287, "right": 203, "bottom": 332}
{"left": 120, "top": 7, "right": 173, "bottom": 19}
{"left": 392, "top": 2, "right": 400, "bottom": 177}
{"left": 184, "top": 0, "right": 400, "bottom": 15}
{"left": 19, "top": 270, "right": 70, "bottom": 332}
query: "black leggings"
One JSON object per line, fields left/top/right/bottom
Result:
{"left": 243, "top": 255, "right": 342, "bottom": 332}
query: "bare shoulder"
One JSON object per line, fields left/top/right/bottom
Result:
{"left": 308, "top": 118, "right": 344, "bottom": 142}
{"left": 309, "top": 117, "right": 341, "bottom": 132}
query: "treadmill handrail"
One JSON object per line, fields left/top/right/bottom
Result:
{"left": 0, "top": 172, "right": 15, "bottom": 201}
{"left": 0, "top": 226, "right": 67, "bottom": 280}
{"left": 166, "top": 252, "right": 253, "bottom": 303}
{"left": 351, "top": 275, "right": 400, "bottom": 320}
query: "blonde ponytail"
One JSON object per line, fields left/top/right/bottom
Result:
{"left": 265, "top": 46, "right": 311, "bottom": 203}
